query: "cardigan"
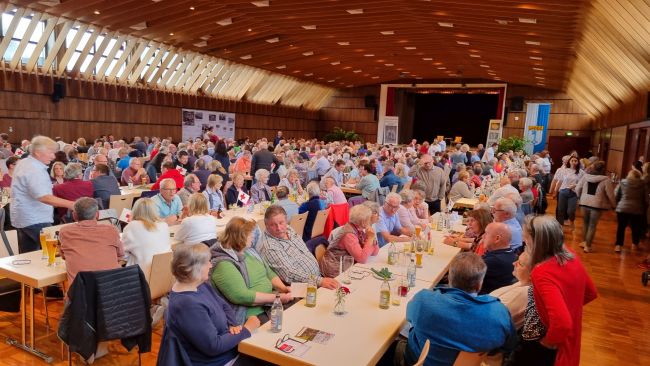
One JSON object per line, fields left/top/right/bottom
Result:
{"left": 121, "top": 221, "right": 171, "bottom": 281}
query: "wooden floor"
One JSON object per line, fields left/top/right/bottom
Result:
{"left": 0, "top": 199, "right": 648, "bottom": 365}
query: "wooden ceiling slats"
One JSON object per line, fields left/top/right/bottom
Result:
{"left": 94, "top": 33, "right": 127, "bottom": 78}
{"left": 8, "top": 11, "right": 43, "bottom": 70}
{"left": 40, "top": 20, "right": 75, "bottom": 74}
{"left": 128, "top": 42, "right": 159, "bottom": 84}
{"left": 70, "top": 25, "right": 101, "bottom": 76}
{"left": 105, "top": 37, "right": 136, "bottom": 82}
{"left": 0, "top": 7, "right": 27, "bottom": 63}
{"left": 25, "top": 15, "right": 59, "bottom": 72}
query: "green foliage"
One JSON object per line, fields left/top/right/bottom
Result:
{"left": 498, "top": 136, "right": 529, "bottom": 153}
{"left": 323, "top": 127, "right": 361, "bottom": 142}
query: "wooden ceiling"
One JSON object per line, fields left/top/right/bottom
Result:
{"left": 12, "top": 0, "right": 587, "bottom": 91}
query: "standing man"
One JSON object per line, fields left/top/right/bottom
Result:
{"left": 10, "top": 136, "right": 74, "bottom": 253}
{"left": 315, "top": 150, "right": 331, "bottom": 178}
{"left": 273, "top": 131, "right": 283, "bottom": 146}
{"left": 408, "top": 154, "right": 446, "bottom": 214}
{"left": 250, "top": 141, "right": 280, "bottom": 179}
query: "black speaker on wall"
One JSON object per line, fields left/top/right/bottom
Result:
{"left": 52, "top": 80, "right": 66, "bottom": 103}
{"left": 646, "top": 91, "right": 650, "bottom": 119}
{"left": 510, "top": 96, "right": 524, "bottom": 112}
{"left": 503, "top": 107, "right": 509, "bottom": 127}
{"left": 364, "top": 95, "right": 377, "bottom": 108}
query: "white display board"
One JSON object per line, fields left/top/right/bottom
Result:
{"left": 485, "top": 119, "right": 504, "bottom": 147}
{"left": 383, "top": 116, "right": 399, "bottom": 144}
{"left": 182, "top": 108, "right": 236, "bottom": 141}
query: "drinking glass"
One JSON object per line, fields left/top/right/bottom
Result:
{"left": 342, "top": 256, "right": 354, "bottom": 284}
{"left": 45, "top": 238, "right": 58, "bottom": 266}
{"left": 39, "top": 231, "right": 50, "bottom": 260}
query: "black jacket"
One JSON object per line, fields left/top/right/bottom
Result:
{"left": 58, "top": 265, "right": 152, "bottom": 360}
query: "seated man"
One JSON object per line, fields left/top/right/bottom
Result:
{"left": 151, "top": 161, "right": 184, "bottom": 191}
{"left": 258, "top": 205, "right": 339, "bottom": 289}
{"left": 492, "top": 198, "right": 523, "bottom": 251}
{"left": 487, "top": 176, "right": 519, "bottom": 206}
{"left": 375, "top": 192, "right": 412, "bottom": 247}
{"left": 177, "top": 173, "right": 201, "bottom": 209}
{"left": 274, "top": 186, "right": 299, "bottom": 220}
{"left": 90, "top": 163, "right": 120, "bottom": 210}
{"left": 120, "top": 157, "right": 150, "bottom": 186}
{"left": 379, "top": 161, "right": 403, "bottom": 192}
{"left": 395, "top": 252, "right": 516, "bottom": 366}
{"left": 480, "top": 222, "right": 517, "bottom": 294}
{"left": 52, "top": 163, "right": 93, "bottom": 219}
{"left": 152, "top": 178, "right": 182, "bottom": 225}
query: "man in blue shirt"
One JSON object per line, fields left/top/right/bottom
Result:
{"left": 375, "top": 193, "right": 411, "bottom": 247}
{"left": 379, "top": 161, "right": 403, "bottom": 192}
{"left": 315, "top": 150, "right": 331, "bottom": 177}
{"left": 152, "top": 178, "right": 182, "bottom": 225}
{"left": 492, "top": 197, "right": 523, "bottom": 251}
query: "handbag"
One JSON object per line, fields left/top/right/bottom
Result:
{"left": 522, "top": 286, "right": 547, "bottom": 341}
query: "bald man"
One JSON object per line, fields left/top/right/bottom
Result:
{"left": 480, "top": 222, "right": 517, "bottom": 294}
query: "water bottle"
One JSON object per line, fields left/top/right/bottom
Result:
{"left": 407, "top": 258, "right": 417, "bottom": 288}
{"left": 247, "top": 202, "right": 255, "bottom": 214}
{"left": 270, "top": 293, "right": 283, "bottom": 333}
{"left": 437, "top": 213, "right": 444, "bottom": 231}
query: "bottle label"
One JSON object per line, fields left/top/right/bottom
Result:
{"left": 306, "top": 291, "right": 316, "bottom": 305}
{"left": 380, "top": 291, "right": 390, "bottom": 307}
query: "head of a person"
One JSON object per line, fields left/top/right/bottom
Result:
{"left": 264, "top": 205, "right": 289, "bottom": 239}
{"left": 91, "top": 163, "right": 109, "bottom": 179}
{"left": 335, "top": 159, "right": 345, "bottom": 172}
{"left": 412, "top": 189, "right": 425, "bottom": 206}
{"left": 360, "top": 163, "right": 373, "bottom": 176}
{"left": 589, "top": 161, "right": 606, "bottom": 175}
{"left": 207, "top": 174, "right": 223, "bottom": 191}
{"left": 187, "top": 192, "right": 209, "bottom": 216}
{"left": 72, "top": 197, "right": 99, "bottom": 222}
{"left": 483, "top": 222, "right": 512, "bottom": 251}
{"left": 566, "top": 155, "right": 579, "bottom": 169}
{"left": 220, "top": 217, "right": 257, "bottom": 252}
{"left": 177, "top": 151, "right": 189, "bottom": 165}
{"left": 457, "top": 171, "right": 469, "bottom": 183}
{"left": 399, "top": 189, "right": 415, "bottom": 208}
{"left": 64, "top": 162, "right": 83, "bottom": 180}
{"left": 627, "top": 169, "right": 641, "bottom": 180}
{"left": 448, "top": 252, "right": 487, "bottom": 294}
{"left": 50, "top": 161, "right": 65, "bottom": 179}
{"left": 131, "top": 197, "right": 161, "bottom": 231}
{"left": 286, "top": 168, "right": 299, "bottom": 183}
{"left": 129, "top": 157, "right": 142, "bottom": 171}
{"left": 255, "top": 169, "right": 270, "bottom": 185}
{"left": 5, "top": 156, "right": 18, "bottom": 171}
{"left": 324, "top": 176, "right": 336, "bottom": 189}
{"left": 523, "top": 215, "right": 573, "bottom": 266}
{"left": 160, "top": 178, "right": 177, "bottom": 202}
{"left": 171, "top": 244, "right": 211, "bottom": 284}
{"left": 161, "top": 161, "right": 174, "bottom": 173}
{"left": 466, "top": 208, "right": 492, "bottom": 236}
{"left": 232, "top": 172, "right": 245, "bottom": 188}
{"left": 362, "top": 201, "right": 381, "bottom": 224}
{"left": 275, "top": 186, "right": 290, "bottom": 200}
{"left": 383, "top": 192, "right": 402, "bottom": 217}
{"left": 518, "top": 177, "right": 533, "bottom": 192}
{"left": 492, "top": 198, "right": 517, "bottom": 222}
{"left": 306, "top": 181, "right": 321, "bottom": 198}
{"left": 419, "top": 154, "right": 433, "bottom": 170}
{"left": 348, "top": 204, "right": 372, "bottom": 229}
{"left": 183, "top": 173, "right": 201, "bottom": 193}
{"left": 30, "top": 136, "right": 58, "bottom": 165}
{"left": 499, "top": 176, "right": 511, "bottom": 187}
{"left": 513, "top": 251, "right": 532, "bottom": 285}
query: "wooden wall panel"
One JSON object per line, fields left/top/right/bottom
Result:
{"left": 318, "top": 86, "right": 380, "bottom": 142}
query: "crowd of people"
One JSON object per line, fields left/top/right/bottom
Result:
{"left": 1, "top": 130, "right": 619, "bottom": 366}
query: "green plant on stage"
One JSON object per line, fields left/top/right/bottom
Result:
{"left": 498, "top": 136, "right": 529, "bottom": 153}
{"left": 323, "top": 127, "right": 361, "bottom": 142}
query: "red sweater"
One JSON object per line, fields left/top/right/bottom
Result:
{"left": 531, "top": 253, "right": 597, "bottom": 366}
{"left": 151, "top": 169, "right": 184, "bottom": 191}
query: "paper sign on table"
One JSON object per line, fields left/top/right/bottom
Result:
{"left": 119, "top": 208, "right": 132, "bottom": 223}
{"left": 295, "top": 327, "right": 335, "bottom": 345}
{"left": 290, "top": 282, "right": 307, "bottom": 298}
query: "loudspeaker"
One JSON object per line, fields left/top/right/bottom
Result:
{"left": 364, "top": 95, "right": 376, "bottom": 108}
{"left": 51, "top": 80, "right": 66, "bottom": 103}
{"left": 510, "top": 96, "right": 524, "bottom": 112}
{"left": 646, "top": 92, "right": 650, "bottom": 119}
{"left": 503, "top": 107, "right": 509, "bottom": 127}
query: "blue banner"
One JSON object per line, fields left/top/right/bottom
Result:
{"left": 524, "top": 103, "right": 551, "bottom": 154}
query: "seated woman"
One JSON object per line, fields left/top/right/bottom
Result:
{"left": 175, "top": 193, "right": 218, "bottom": 244}
{"left": 394, "top": 162, "right": 412, "bottom": 187}
{"left": 443, "top": 208, "right": 492, "bottom": 253}
{"left": 396, "top": 189, "right": 424, "bottom": 235}
{"left": 278, "top": 168, "right": 304, "bottom": 196}
{"left": 121, "top": 198, "right": 171, "bottom": 281}
{"left": 209, "top": 160, "right": 229, "bottom": 185}
{"left": 324, "top": 176, "right": 347, "bottom": 205}
{"left": 299, "top": 182, "right": 326, "bottom": 242}
{"left": 410, "top": 189, "right": 431, "bottom": 226}
{"left": 210, "top": 217, "right": 293, "bottom": 325}
{"left": 203, "top": 174, "right": 225, "bottom": 213}
{"left": 193, "top": 158, "right": 211, "bottom": 190}
{"left": 250, "top": 169, "right": 273, "bottom": 204}
{"left": 490, "top": 251, "right": 532, "bottom": 330}
{"left": 448, "top": 171, "right": 475, "bottom": 201}
{"left": 0, "top": 156, "right": 18, "bottom": 189}
{"left": 518, "top": 177, "right": 534, "bottom": 214}
{"left": 225, "top": 172, "right": 249, "bottom": 207}
{"left": 163, "top": 243, "right": 260, "bottom": 366}
{"left": 320, "top": 204, "right": 378, "bottom": 277}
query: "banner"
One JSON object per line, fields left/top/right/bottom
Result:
{"left": 383, "top": 116, "right": 399, "bottom": 144}
{"left": 182, "top": 108, "right": 236, "bottom": 141}
{"left": 524, "top": 103, "right": 551, "bottom": 154}
{"left": 485, "top": 119, "right": 504, "bottom": 148}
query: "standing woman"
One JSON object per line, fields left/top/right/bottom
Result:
{"left": 575, "top": 161, "right": 616, "bottom": 253}
{"left": 614, "top": 169, "right": 648, "bottom": 253}
{"left": 555, "top": 156, "right": 584, "bottom": 227}
{"left": 521, "top": 216, "right": 597, "bottom": 366}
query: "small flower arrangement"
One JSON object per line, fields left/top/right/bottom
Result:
{"left": 333, "top": 286, "right": 350, "bottom": 316}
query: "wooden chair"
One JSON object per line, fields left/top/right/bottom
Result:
{"left": 391, "top": 184, "right": 399, "bottom": 193}
{"left": 452, "top": 351, "right": 485, "bottom": 366}
{"left": 148, "top": 251, "right": 174, "bottom": 300}
{"left": 257, "top": 219, "right": 266, "bottom": 232}
{"left": 310, "top": 208, "right": 330, "bottom": 239}
{"left": 413, "top": 339, "right": 430, "bottom": 366}
{"left": 289, "top": 212, "right": 308, "bottom": 239}
{"left": 314, "top": 244, "right": 327, "bottom": 263}
{"left": 109, "top": 194, "right": 135, "bottom": 218}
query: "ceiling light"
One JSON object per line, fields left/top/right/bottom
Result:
{"left": 422, "top": 58, "right": 432, "bottom": 61}
{"left": 384, "top": 63, "right": 394, "bottom": 66}
{"left": 38, "top": 0, "right": 61, "bottom": 5}
{"left": 217, "top": 18, "right": 233, "bottom": 26}
{"left": 456, "top": 41, "right": 470, "bottom": 45}
{"left": 130, "top": 22, "right": 148, "bottom": 30}
{"left": 438, "top": 22, "right": 454, "bottom": 28}
{"left": 346, "top": 9, "right": 364, "bottom": 14}
{"left": 519, "top": 18, "right": 537, "bottom": 24}
{"left": 480, "top": 64, "right": 490, "bottom": 68}
{"left": 302, "top": 51, "right": 314, "bottom": 56}
{"left": 240, "top": 54, "right": 252, "bottom": 60}
{"left": 304, "top": 73, "right": 313, "bottom": 76}
{"left": 529, "top": 56, "right": 543, "bottom": 60}
{"left": 169, "top": 32, "right": 174, "bottom": 36}
{"left": 247, "top": 28, "right": 252, "bottom": 32}
{"left": 364, "top": 54, "right": 374, "bottom": 57}
{"left": 437, "top": 67, "right": 446, "bottom": 70}
{"left": 276, "top": 65, "right": 286, "bottom": 69}
{"left": 193, "top": 41, "right": 207, "bottom": 47}
{"left": 469, "top": 54, "right": 481, "bottom": 58}
{"left": 353, "top": 70, "right": 362, "bottom": 73}
{"left": 330, "top": 61, "right": 340, "bottom": 65}
{"left": 327, "top": 80, "right": 335, "bottom": 83}
{"left": 372, "top": 76, "right": 380, "bottom": 79}
{"left": 535, "top": 76, "right": 545, "bottom": 79}
{"left": 302, "top": 25, "right": 317, "bottom": 30}
{"left": 404, "top": 46, "right": 416, "bottom": 50}
{"left": 337, "top": 42, "right": 350, "bottom": 46}
{"left": 93, "top": 10, "right": 100, "bottom": 15}
{"left": 533, "top": 67, "right": 544, "bottom": 71}
{"left": 495, "top": 19, "right": 509, "bottom": 25}
{"left": 266, "top": 37, "right": 279, "bottom": 43}
{"left": 189, "top": 6, "right": 195, "bottom": 10}
{"left": 525, "top": 40, "right": 540, "bottom": 45}
{"left": 380, "top": 30, "right": 395, "bottom": 35}
{"left": 251, "top": 0, "right": 269, "bottom": 7}
{"left": 200, "top": 35, "right": 211, "bottom": 40}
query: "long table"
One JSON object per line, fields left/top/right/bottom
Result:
{"left": 239, "top": 231, "right": 462, "bottom": 365}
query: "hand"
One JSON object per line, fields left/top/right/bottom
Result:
{"left": 229, "top": 325, "right": 242, "bottom": 335}
{"left": 442, "top": 236, "right": 456, "bottom": 245}
{"left": 319, "top": 277, "right": 339, "bottom": 290}
{"left": 280, "top": 293, "right": 294, "bottom": 303}
{"left": 243, "top": 316, "right": 261, "bottom": 332}
{"left": 540, "top": 339, "right": 557, "bottom": 350}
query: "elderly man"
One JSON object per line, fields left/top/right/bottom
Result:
{"left": 273, "top": 130, "right": 283, "bottom": 146}
{"left": 177, "top": 173, "right": 201, "bottom": 208}
{"left": 315, "top": 149, "right": 331, "bottom": 177}
{"left": 391, "top": 252, "right": 516, "bottom": 366}
{"left": 321, "top": 159, "right": 345, "bottom": 188}
{"left": 355, "top": 163, "right": 381, "bottom": 200}
{"left": 274, "top": 186, "right": 299, "bottom": 220}
{"left": 379, "top": 160, "right": 402, "bottom": 192}
{"left": 152, "top": 178, "right": 182, "bottom": 225}
{"left": 250, "top": 141, "right": 280, "bottom": 178}
{"left": 53, "top": 163, "right": 94, "bottom": 218}
{"left": 487, "top": 176, "right": 520, "bottom": 206}
{"left": 10, "top": 136, "right": 75, "bottom": 252}
{"left": 408, "top": 154, "right": 446, "bottom": 214}
{"left": 480, "top": 222, "right": 517, "bottom": 294}
{"left": 120, "top": 157, "right": 149, "bottom": 186}
{"left": 375, "top": 192, "right": 412, "bottom": 247}
{"left": 258, "top": 205, "right": 339, "bottom": 289}
{"left": 492, "top": 198, "right": 523, "bottom": 252}
{"left": 83, "top": 153, "right": 115, "bottom": 181}
{"left": 91, "top": 163, "right": 120, "bottom": 210}
{"left": 151, "top": 161, "right": 184, "bottom": 191}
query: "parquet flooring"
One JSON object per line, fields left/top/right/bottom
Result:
{"left": 0, "top": 198, "right": 647, "bottom": 365}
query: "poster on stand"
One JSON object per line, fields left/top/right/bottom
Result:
{"left": 485, "top": 119, "right": 504, "bottom": 148}
{"left": 383, "top": 116, "right": 399, "bottom": 145}
{"left": 182, "top": 108, "right": 236, "bottom": 141}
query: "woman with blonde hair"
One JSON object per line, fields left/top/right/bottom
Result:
{"left": 122, "top": 198, "right": 171, "bottom": 281}
{"left": 175, "top": 193, "right": 218, "bottom": 244}
{"left": 448, "top": 170, "right": 475, "bottom": 201}
{"left": 278, "top": 168, "right": 304, "bottom": 196}
{"left": 226, "top": 172, "right": 249, "bottom": 207}
{"left": 394, "top": 162, "right": 412, "bottom": 187}
{"left": 210, "top": 217, "right": 292, "bottom": 325}
{"left": 50, "top": 161, "right": 65, "bottom": 185}
{"left": 209, "top": 160, "right": 229, "bottom": 184}
{"left": 203, "top": 174, "right": 225, "bottom": 212}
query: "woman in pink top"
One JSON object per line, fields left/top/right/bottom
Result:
{"left": 319, "top": 204, "right": 378, "bottom": 277}
{"left": 324, "top": 176, "right": 347, "bottom": 204}
{"left": 0, "top": 156, "right": 18, "bottom": 189}
{"left": 396, "top": 189, "right": 425, "bottom": 235}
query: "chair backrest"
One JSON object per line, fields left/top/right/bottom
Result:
{"left": 310, "top": 208, "right": 330, "bottom": 238}
{"left": 0, "top": 208, "right": 16, "bottom": 257}
{"left": 413, "top": 339, "right": 430, "bottom": 366}
{"left": 257, "top": 219, "right": 266, "bottom": 232}
{"left": 109, "top": 194, "right": 135, "bottom": 218}
{"left": 452, "top": 351, "right": 485, "bottom": 366}
{"left": 289, "top": 212, "right": 308, "bottom": 239}
{"left": 140, "top": 190, "right": 160, "bottom": 199}
{"left": 0, "top": 229, "right": 18, "bottom": 258}
{"left": 390, "top": 184, "right": 398, "bottom": 193}
{"left": 149, "top": 251, "right": 174, "bottom": 300}
{"left": 314, "top": 244, "right": 327, "bottom": 263}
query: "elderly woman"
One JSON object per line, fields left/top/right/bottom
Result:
{"left": 1, "top": 156, "right": 18, "bottom": 189}
{"left": 50, "top": 161, "right": 65, "bottom": 185}
{"left": 324, "top": 176, "right": 347, "bottom": 205}
{"left": 193, "top": 158, "right": 211, "bottom": 190}
{"left": 299, "top": 182, "right": 326, "bottom": 242}
{"left": 394, "top": 162, "right": 411, "bottom": 187}
{"left": 231, "top": 149, "right": 252, "bottom": 174}
{"left": 614, "top": 169, "right": 648, "bottom": 253}
{"left": 396, "top": 189, "right": 422, "bottom": 234}
{"left": 490, "top": 251, "right": 532, "bottom": 330}
{"left": 209, "top": 160, "right": 229, "bottom": 185}
{"left": 210, "top": 217, "right": 292, "bottom": 325}
{"left": 203, "top": 174, "right": 225, "bottom": 213}
{"left": 120, "top": 157, "right": 149, "bottom": 186}
{"left": 449, "top": 171, "right": 475, "bottom": 201}
{"left": 320, "top": 204, "right": 378, "bottom": 277}
{"left": 278, "top": 168, "right": 304, "bottom": 196}
{"left": 518, "top": 177, "right": 534, "bottom": 213}
{"left": 410, "top": 189, "right": 430, "bottom": 225}
{"left": 175, "top": 193, "right": 218, "bottom": 244}
{"left": 226, "top": 172, "right": 249, "bottom": 207}
{"left": 163, "top": 244, "right": 260, "bottom": 366}
{"left": 250, "top": 169, "right": 273, "bottom": 204}
{"left": 443, "top": 208, "right": 493, "bottom": 253}
{"left": 121, "top": 198, "right": 170, "bottom": 281}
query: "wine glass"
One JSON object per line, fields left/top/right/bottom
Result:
{"left": 342, "top": 256, "right": 354, "bottom": 284}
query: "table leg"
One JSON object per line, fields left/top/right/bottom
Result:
{"left": 29, "top": 286, "right": 34, "bottom": 349}
{"left": 21, "top": 283, "right": 25, "bottom": 345}
{"left": 5, "top": 284, "right": 54, "bottom": 363}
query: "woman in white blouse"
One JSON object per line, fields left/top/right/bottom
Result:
{"left": 175, "top": 193, "right": 218, "bottom": 244}
{"left": 410, "top": 189, "right": 431, "bottom": 226}
{"left": 202, "top": 174, "right": 225, "bottom": 213}
{"left": 490, "top": 251, "right": 532, "bottom": 329}
{"left": 122, "top": 198, "right": 171, "bottom": 281}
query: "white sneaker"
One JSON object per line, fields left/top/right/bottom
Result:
{"left": 615, "top": 245, "right": 622, "bottom": 253}
{"left": 579, "top": 241, "right": 586, "bottom": 248}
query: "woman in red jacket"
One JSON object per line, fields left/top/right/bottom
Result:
{"left": 522, "top": 215, "right": 597, "bottom": 366}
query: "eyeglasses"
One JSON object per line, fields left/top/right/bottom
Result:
{"left": 386, "top": 203, "right": 400, "bottom": 210}
{"left": 161, "top": 188, "right": 177, "bottom": 192}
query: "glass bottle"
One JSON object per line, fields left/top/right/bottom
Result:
{"left": 270, "top": 293, "right": 283, "bottom": 333}
{"left": 379, "top": 280, "right": 390, "bottom": 309}
{"left": 407, "top": 258, "right": 417, "bottom": 288}
{"left": 305, "top": 276, "right": 317, "bottom": 308}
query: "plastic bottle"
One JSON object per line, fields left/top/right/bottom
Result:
{"left": 379, "top": 280, "right": 390, "bottom": 309}
{"left": 387, "top": 242, "right": 397, "bottom": 265}
{"left": 407, "top": 258, "right": 417, "bottom": 288}
{"left": 270, "top": 293, "right": 283, "bottom": 333}
{"left": 305, "top": 276, "right": 317, "bottom": 307}
{"left": 437, "top": 213, "right": 444, "bottom": 232}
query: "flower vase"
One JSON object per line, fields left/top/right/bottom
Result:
{"left": 333, "top": 299, "right": 346, "bottom": 316}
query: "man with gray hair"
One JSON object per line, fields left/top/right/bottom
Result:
{"left": 152, "top": 178, "right": 182, "bottom": 225}
{"left": 408, "top": 154, "right": 446, "bottom": 214}
{"left": 11, "top": 136, "right": 75, "bottom": 253}
{"left": 53, "top": 162, "right": 94, "bottom": 219}
{"left": 376, "top": 192, "right": 412, "bottom": 247}
{"left": 250, "top": 141, "right": 280, "bottom": 179}
{"left": 390, "top": 252, "right": 516, "bottom": 366}
{"left": 491, "top": 198, "right": 523, "bottom": 252}
{"left": 315, "top": 149, "right": 331, "bottom": 177}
